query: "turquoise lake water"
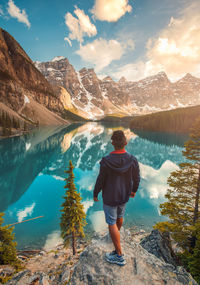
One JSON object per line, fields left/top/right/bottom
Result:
{"left": 0, "top": 122, "right": 188, "bottom": 250}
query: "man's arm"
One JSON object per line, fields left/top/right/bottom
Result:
{"left": 93, "top": 160, "right": 106, "bottom": 200}
{"left": 132, "top": 159, "right": 140, "bottom": 194}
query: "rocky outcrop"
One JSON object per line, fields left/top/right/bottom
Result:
{"left": 0, "top": 28, "right": 68, "bottom": 128}
{"left": 71, "top": 229, "right": 196, "bottom": 285}
{"left": 3, "top": 229, "right": 197, "bottom": 285}
{"left": 140, "top": 229, "right": 180, "bottom": 267}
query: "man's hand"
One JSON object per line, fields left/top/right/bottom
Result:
{"left": 94, "top": 197, "right": 99, "bottom": 202}
{"left": 130, "top": 192, "right": 136, "bottom": 198}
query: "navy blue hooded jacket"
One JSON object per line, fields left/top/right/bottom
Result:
{"left": 93, "top": 152, "right": 140, "bottom": 206}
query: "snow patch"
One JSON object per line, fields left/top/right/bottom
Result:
{"left": 24, "top": 95, "right": 30, "bottom": 104}
{"left": 25, "top": 142, "right": 31, "bottom": 151}
{"left": 51, "top": 56, "right": 65, "bottom": 62}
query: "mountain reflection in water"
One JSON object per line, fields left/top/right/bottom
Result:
{"left": 0, "top": 122, "right": 188, "bottom": 249}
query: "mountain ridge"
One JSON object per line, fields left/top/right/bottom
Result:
{"left": 35, "top": 56, "right": 200, "bottom": 119}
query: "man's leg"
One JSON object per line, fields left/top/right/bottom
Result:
{"left": 108, "top": 224, "right": 122, "bottom": 256}
{"left": 116, "top": 217, "right": 123, "bottom": 231}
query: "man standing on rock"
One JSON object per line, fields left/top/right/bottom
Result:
{"left": 93, "top": 130, "right": 140, "bottom": 266}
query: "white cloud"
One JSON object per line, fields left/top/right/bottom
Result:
{"left": 76, "top": 38, "right": 132, "bottom": 72}
{"left": 82, "top": 200, "right": 94, "bottom": 213}
{"left": 140, "top": 160, "right": 179, "bottom": 199}
{"left": 111, "top": 2, "right": 200, "bottom": 81}
{"left": 7, "top": 0, "right": 30, "bottom": 28}
{"left": 52, "top": 175, "right": 64, "bottom": 181}
{"left": 43, "top": 230, "right": 63, "bottom": 251}
{"left": 89, "top": 211, "right": 107, "bottom": 232}
{"left": 111, "top": 61, "right": 146, "bottom": 81}
{"left": 17, "top": 202, "right": 35, "bottom": 223}
{"left": 145, "top": 2, "right": 200, "bottom": 79}
{"left": 91, "top": 0, "right": 132, "bottom": 22}
{"left": 64, "top": 37, "right": 72, "bottom": 47}
{"left": 65, "top": 7, "right": 97, "bottom": 43}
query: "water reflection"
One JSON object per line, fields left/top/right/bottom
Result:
{"left": 0, "top": 122, "right": 187, "bottom": 249}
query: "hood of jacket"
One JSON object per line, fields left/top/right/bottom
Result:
{"left": 101, "top": 153, "right": 134, "bottom": 174}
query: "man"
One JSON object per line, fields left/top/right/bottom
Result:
{"left": 93, "top": 130, "right": 140, "bottom": 266}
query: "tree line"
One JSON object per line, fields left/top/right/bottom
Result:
{"left": 130, "top": 105, "right": 200, "bottom": 134}
{"left": 0, "top": 110, "right": 29, "bottom": 136}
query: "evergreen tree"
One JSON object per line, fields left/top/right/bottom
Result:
{"left": 154, "top": 117, "right": 200, "bottom": 281}
{"left": 0, "top": 213, "right": 19, "bottom": 266}
{"left": 60, "top": 161, "right": 86, "bottom": 255}
{"left": 187, "top": 223, "right": 200, "bottom": 283}
{"left": 183, "top": 117, "right": 200, "bottom": 225}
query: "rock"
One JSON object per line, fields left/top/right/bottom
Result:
{"left": 5, "top": 271, "right": 50, "bottom": 285}
{"left": 0, "top": 28, "right": 68, "bottom": 130}
{"left": 70, "top": 228, "right": 197, "bottom": 285}
{"left": 0, "top": 265, "right": 15, "bottom": 283}
{"left": 39, "top": 274, "right": 50, "bottom": 285}
{"left": 5, "top": 270, "right": 32, "bottom": 285}
{"left": 60, "top": 267, "right": 70, "bottom": 284}
{"left": 140, "top": 229, "right": 180, "bottom": 267}
{"left": 36, "top": 57, "right": 200, "bottom": 118}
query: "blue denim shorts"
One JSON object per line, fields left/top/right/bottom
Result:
{"left": 103, "top": 203, "right": 126, "bottom": 225}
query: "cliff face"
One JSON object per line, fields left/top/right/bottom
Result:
{"left": 36, "top": 57, "right": 200, "bottom": 119}
{"left": 0, "top": 28, "right": 68, "bottom": 127}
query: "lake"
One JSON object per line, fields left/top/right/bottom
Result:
{"left": 0, "top": 122, "right": 188, "bottom": 250}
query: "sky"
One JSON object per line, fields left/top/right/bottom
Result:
{"left": 0, "top": 0, "right": 200, "bottom": 82}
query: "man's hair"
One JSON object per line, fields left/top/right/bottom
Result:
{"left": 111, "top": 130, "right": 127, "bottom": 149}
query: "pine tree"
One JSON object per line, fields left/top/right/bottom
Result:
{"left": 187, "top": 223, "right": 200, "bottom": 283}
{"left": 183, "top": 117, "right": 200, "bottom": 226}
{"left": 60, "top": 161, "right": 86, "bottom": 255}
{"left": 0, "top": 213, "right": 19, "bottom": 266}
{"left": 154, "top": 117, "right": 200, "bottom": 281}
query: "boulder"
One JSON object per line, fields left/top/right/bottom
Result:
{"left": 140, "top": 229, "right": 180, "bottom": 267}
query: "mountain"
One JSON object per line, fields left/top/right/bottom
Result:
{"left": 1, "top": 27, "right": 200, "bottom": 129}
{"left": 35, "top": 58, "right": 200, "bottom": 119}
{"left": 0, "top": 28, "right": 69, "bottom": 136}
{"left": 35, "top": 59, "right": 133, "bottom": 119}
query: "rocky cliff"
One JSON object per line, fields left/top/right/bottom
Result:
{"left": 0, "top": 28, "right": 68, "bottom": 131}
{"left": 35, "top": 58, "right": 200, "bottom": 119}
{"left": 2, "top": 229, "right": 197, "bottom": 285}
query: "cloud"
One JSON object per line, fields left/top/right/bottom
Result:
{"left": 76, "top": 38, "right": 133, "bottom": 72}
{"left": 65, "top": 7, "right": 97, "bottom": 44}
{"left": 111, "top": 61, "right": 146, "bottom": 81}
{"left": 17, "top": 202, "right": 35, "bottom": 223}
{"left": 52, "top": 175, "right": 64, "bottom": 181}
{"left": 140, "top": 160, "right": 179, "bottom": 199}
{"left": 82, "top": 200, "right": 94, "bottom": 213}
{"left": 91, "top": 0, "right": 132, "bottom": 22}
{"left": 43, "top": 230, "right": 63, "bottom": 251}
{"left": 64, "top": 37, "right": 72, "bottom": 47}
{"left": 89, "top": 211, "right": 107, "bottom": 232}
{"left": 146, "top": 2, "right": 200, "bottom": 80}
{"left": 7, "top": 0, "right": 30, "bottom": 28}
{"left": 111, "top": 1, "right": 200, "bottom": 81}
